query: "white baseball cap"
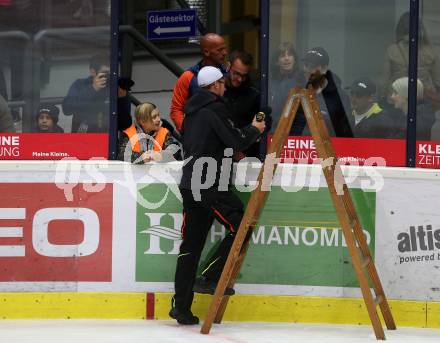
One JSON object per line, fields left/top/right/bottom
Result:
{"left": 197, "top": 66, "right": 223, "bottom": 87}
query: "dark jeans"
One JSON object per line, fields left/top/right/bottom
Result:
{"left": 173, "top": 188, "right": 244, "bottom": 312}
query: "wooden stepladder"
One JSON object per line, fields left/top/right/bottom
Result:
{"left": 200, "top": 87, "right": 396, "bottom": 340}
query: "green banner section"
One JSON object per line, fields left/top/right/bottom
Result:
{"left": 135, "top": 184, "right": 375, "bottom": 288}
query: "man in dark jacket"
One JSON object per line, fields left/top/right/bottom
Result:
{"left": 349, "top": 77, "right": 394, "bottom": 138}
{"left": 224, "top": 50, "right": 271, "bottom": 159}
{"left": 292, "top": 47, "right": 353, "bottom": 137}
{"left": 170, "top": 66, "right": 265, "bottom": 325}
{"left": 62, "top": 54, "right": 109, "bottom": 133}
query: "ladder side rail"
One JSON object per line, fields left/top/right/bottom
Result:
{"left": 305, "top": 87, "right": 397, "bottom": 331}
{"left": 214, "top": 232, "right": 253, "bottom": 323}
{"left": 339, "top": 184, "right": 396, "bottom": 330}
{"left": 305, "top": 89, "right": 396, "bottom": 331}
{"left": 301, "top": 89, "right": 386, "bottom": 340}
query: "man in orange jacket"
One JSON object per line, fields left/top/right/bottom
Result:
{"left": 170, "top": 33, "right": 228, "bottom": 132}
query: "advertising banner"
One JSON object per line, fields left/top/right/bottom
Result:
{"left": 0, "top": 183, "right": 113, "bottom": 281}
{"left": 375, "top": 179, "right": 440, "bottom": 301}
{"left": 0, "top": 161, "right": 438, "bottom": 302}
{"left": 135, "top": 183, "right": 376, "bottom": 288}
{"left": 274, "top": 136, "right": 440, "bottom": 169}
{"left": 0, "top": 133, "right": 109, "bottom": 160}
{"left": 416, "top": 141, "right": 440, "bottom": 168}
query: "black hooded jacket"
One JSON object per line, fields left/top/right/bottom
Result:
{"left": 292, "top": 70, "right": 353, "bottom": 137}
{"left": 180, "top": 89, "right": 261, "bottom": 190}
{"left": 223, "top": 78, "right": 263, "bottom": 158}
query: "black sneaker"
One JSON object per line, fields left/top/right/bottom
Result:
{"left": 169, "top": 307, "right": 199, "bottom": 325}
{"left": 193, "top": 276, "right": 235, "bottom": 296}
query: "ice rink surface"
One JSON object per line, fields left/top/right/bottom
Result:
{"left": 0, "top": 320, "right": 439, "bottom": 343}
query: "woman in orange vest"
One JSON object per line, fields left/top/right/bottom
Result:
{"left": 117, "top": 102, "right": 180, "bottom": 163}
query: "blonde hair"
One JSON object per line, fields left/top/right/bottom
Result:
{"left": 392, "top": 77, "right": 424, "bottom": 101}
{"left": 135, "top": 102, "right": 160, "bottom": 123}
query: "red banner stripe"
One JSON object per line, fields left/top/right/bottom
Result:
{"left": 146, "top": 292, "right": 155, "bottom": 320}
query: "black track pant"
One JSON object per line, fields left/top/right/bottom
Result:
{"left": 173, "top": 188, "right": 244, "bottom": 312}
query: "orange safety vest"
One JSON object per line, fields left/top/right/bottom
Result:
{"left": 123, "top": 125, "right": 169, "bottom": 153}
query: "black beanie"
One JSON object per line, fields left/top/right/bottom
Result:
{"left": 38, "top": 104, "right": 60, "bottom": 123}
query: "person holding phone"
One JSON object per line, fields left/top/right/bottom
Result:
{"left": 62, "top": 54, "right": 110, "bottom": 133}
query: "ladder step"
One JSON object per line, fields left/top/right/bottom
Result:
{"left": 374, "top": 295, "right": 383, "bottom": 306}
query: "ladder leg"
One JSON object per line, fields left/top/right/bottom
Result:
{"left": 300, "top": 88, "right": 395, "bottom": 339}
{"left": 322, "top": 168, "right": 386, "bottom": 339}
{"left": 214, "top": 232, "right": 252, "bottom": 323}
{"left": 340, "top": 189, "right": 396, "bottom": 330}
{"left": 200, "top": 216, "right": 253, "bottom": 334}
{"left": 356, "top": 263, "right": 386, "bottom": 340}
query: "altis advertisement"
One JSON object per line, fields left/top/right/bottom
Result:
{"left": 375, "top": 179, "right": 440, "bottom": 301}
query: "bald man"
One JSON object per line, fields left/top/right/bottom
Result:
{"left": 170, "top": 33, "right": 228, "bottom": 132}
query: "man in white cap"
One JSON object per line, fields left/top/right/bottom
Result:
{"left": 170, "top": 66, "right": 265, "bottom": 325}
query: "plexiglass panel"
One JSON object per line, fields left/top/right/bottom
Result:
{"left": 0, "top": 0, "right": 111, "bottom": 159}
{"left": 268, "top": 0, "right": 410, "bottom": 166}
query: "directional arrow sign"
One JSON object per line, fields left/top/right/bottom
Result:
{"left": 147, "top": 9, "right": 197, "bottom": 40}
{"left": 153, "top": 26, "right": 191, "bottom": 35}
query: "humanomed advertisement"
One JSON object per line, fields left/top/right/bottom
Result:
{"left": 135, "top": 183, "right": 375, "bottom": 289}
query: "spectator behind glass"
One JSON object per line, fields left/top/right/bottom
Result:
{"left": 349, "top": 78, "right": 394, "bottom": 138}
{"left": 270, "top": 42, "right": 305, "bottom": 133}
{"left": 170, "top": 33, "right": 228, "bottom": 132}
{"left": 34, "top": 104, "right": 64, "bottom": 133}
{"left": 389, "top": 77, "right": 434, "bottom": 140}
{"left": 117, "top": 77, "right": 134, "bottom": 131}
{"left": 224, "top": 50, "right": 270, "bottom": 160}
{"left": 297, "top": 47, "right": 353, "bottom": 137}
{"left": 117, "top": 102, "right": 181, "bottom": 164}
{"left": 383, "top": 12, "right": 440, "bottom": 106}
{"left": 0, "top": 94, "right": 15, "bottom": 132}
{"left": 62, "top": 54, "right": 110, "bottom": 133}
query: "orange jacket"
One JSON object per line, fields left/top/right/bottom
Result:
{"left": 170, "top": 70, "right": 194, "bottom": 132}
{"left": 123, "top": 125, "right": 169, "bottom": 153}
{"left": 170, "top": 62, "right": 228, "bottom": 132}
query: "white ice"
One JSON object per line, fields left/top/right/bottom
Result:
{"left": 0, "top": 320, "right": 438, "bottom": 343}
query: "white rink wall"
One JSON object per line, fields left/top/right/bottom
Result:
{"left": 0, "top": 161, "right": 439, "bottom": 302}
